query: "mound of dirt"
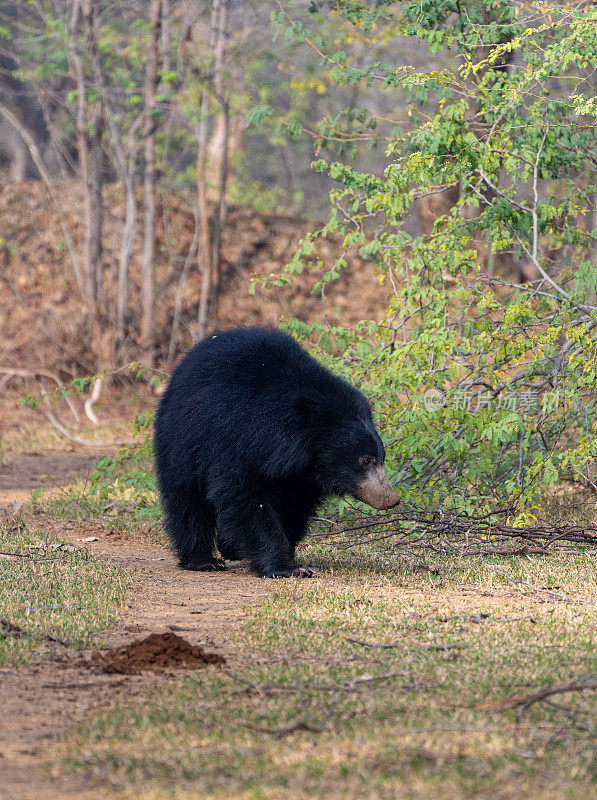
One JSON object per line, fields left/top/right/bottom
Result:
{"left": 91, "top": 632, "right": 225, "bottom": 674}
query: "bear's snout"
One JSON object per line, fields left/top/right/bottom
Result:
{"left": 354, "top": 464, "right": 399, "bottom": 510}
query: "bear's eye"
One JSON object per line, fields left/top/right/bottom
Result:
{"left": 359, "top": 455, "right": 376, "bottom": 468}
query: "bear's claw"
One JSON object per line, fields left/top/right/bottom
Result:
{"left": 181, "top": 558, "right": 228, "bottom": 572}
{"left": 265, "top": 564, "right": 319, "bottom": 578}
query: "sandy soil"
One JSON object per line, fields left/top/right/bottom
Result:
{"left": 0, "top": 451, "right": 271, "bottom": 800}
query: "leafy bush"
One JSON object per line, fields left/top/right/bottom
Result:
{"left": 252, "top": 1, "right": 597, "bottom": 521}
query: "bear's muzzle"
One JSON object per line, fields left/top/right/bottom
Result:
{"left": 354, "top": 464, "right": 399, "bottom": 510}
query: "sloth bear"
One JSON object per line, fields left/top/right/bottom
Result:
{"left": 154, "top": 327, "right": 398, "bottom": 577}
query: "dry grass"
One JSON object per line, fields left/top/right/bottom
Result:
{"left": 55, "top": 540, "right": 596, "bottom": 800}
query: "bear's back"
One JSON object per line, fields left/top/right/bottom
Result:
{"left": 155, "top": 327, "right": 372, "bottom": 481}
{"left": 172, "top": 327, "right": 344, "bottom": 399}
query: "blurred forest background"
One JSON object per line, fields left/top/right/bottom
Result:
{"left": 0, "top": 0, "right": 595, "bottom": 521}
{"left": 0, "top": 0, "right": 412, "bottom": 373}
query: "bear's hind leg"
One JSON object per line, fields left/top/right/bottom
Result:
{"left": 162, "top": 484, "right": 224, "bottom": 571}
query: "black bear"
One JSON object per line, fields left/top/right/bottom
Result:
{"left": 154, "top": 327, "right": 398, "bottom": 577}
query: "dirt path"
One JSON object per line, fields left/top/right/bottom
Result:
{"left": 0, "top": 454, "right": 272, "bottom": 800}
{"left": 0, "top": 450, "right": 115, "bottom": 505}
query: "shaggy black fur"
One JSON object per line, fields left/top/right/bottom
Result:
{"left": 154, "top": 327, "right": 387, "bottom": 577}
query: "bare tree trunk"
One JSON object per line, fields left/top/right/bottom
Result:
{"left": 195, "top": 87, "right": 212, "bottom": 342}
{"left": 84, "top": 5, "right": 141, "bottom": 356}
{"left": 140, "top": 0, "right": 163, "bottom": 367}
{"left": 208, "top": 0, "right": 229, "bottom": 321}
{"left": 209, "top": 102, "right": 228, "bottom": 320}
{"left": 67, "top": 0, "right": 94, "bottom": 305}
{"left": 195, "top": 0, "right": 219, "bottom": 341}
{"left": 89, "top": 105, "right": 103, "bottom": 304}
{"left": 167, "top": 209, "right": 199, "bottom": 370}
{"left": 64, "top": 0, "right": 104, "bottom": 371}
{"left": 161, "top": 0, "right": 170, "bottom": 74}
{"left": 116, "top": 153, "right": 137, "bottom": 347}
{"left": 82, "top": 0, "right": 103, "bottom": 310}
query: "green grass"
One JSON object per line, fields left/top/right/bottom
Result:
{"left": 0, "top": 517, "right": 133, "bottom": 664}
{"left": 35, "top": 483, "right": 163, "bottom": 540}
{"left": 55, "top": 538, "right": 596, "bottom": 800}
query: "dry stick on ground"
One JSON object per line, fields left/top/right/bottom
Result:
{"left": 0, "top": 552, "right": 76, "bottom": 561}
{"left": 344, "top": 636, "right": 468, "bottom": 652}
{"left": 244, "top": 720, "right": 329, "bottom": 737}
{"left": 490, "top": 568, "right": 597, "bottom": 604}
{"left": 343, "top": 636, "right": 401, "bottom": 649}
{"left": 477, "top": 675, "right": 597, "bottom": 712}
{"left": 228, "top": 670, "right": 413, "bottom": 697}
{"left": 0, "top": 618, "right": 69, "bottom": 646}
{"left": 461, "top": 546, "right": 552, "bottom": 556}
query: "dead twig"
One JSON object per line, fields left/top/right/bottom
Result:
{"left": 244, "top": 720, "right": 328, "bottom": 737}
{"left": 84, "top": 377, "right": 104, "bottom": 426}
{"left": 476, "top": 675, "right": 597, "bottom": 712}
{"left": 0, "top": 618, "right": 69, "bottom": 646}
{"left": 0, "top": 367, "right": 79, "bottom": 421}
{"left": 344, "top": 636, "right": 467, "bottom": 653}
{"left": 490, "top": 569, "right": 596, "bottom": 604}
{"left": 227, "top": 670, "right": 412, "bottom": 696}
{"left": 343, "top": 636, "right": 400, "bottom": 649}
{"left": 0, "top": 550, "right": 71, "bottom": 561}
{"left": 310, "top": 507, "right": 597, "bottom": 547}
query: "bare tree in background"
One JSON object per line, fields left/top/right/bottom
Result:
{"left": 140, "top": 0, "right": 164, "bottom": 366}
{"left": 209, "top": 0, "right": 229, "bottom": 322}
{"left": 67, "top": 0, "right": 103, "bottom": 312}
{"left": 196, "top": 0, "right": 229, "bottom": 340}
{"left": 85, "top": 14, "right": 139, "bottom": 355}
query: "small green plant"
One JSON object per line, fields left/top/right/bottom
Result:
{"left": 90, "top": 420, "right": 158, "bottom": 514}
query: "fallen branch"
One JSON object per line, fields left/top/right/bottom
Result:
{"left": 244, "top": 720, "right": 327, "bottom": 737}
{"left": 310, "top": 507, "right": 597, "bottom": 547}
{"left": 0, "top": 367, "right": 79, "bottom": 421}
{"left": 0, "top": 618, "right": 69, "bottom": 646}
{"left": 344, "top": 636, "right": 467, "bottom": 652}
{"left": 41, "top": 405, "right": 132, "bottom": 448}
{"left": 476, "top": 674, "right": 596, "bottom": 711}
{"left": 344, "top": 636, "right": 400, "bottom": 649}
{"left": 228, "top": 670, "right": 412, "bottom": 696}
{"left": 84, "top": 377, "right": 104, "bottom": 426}
{"left": 490, "top": 569, "right": 596, "bottom": 604}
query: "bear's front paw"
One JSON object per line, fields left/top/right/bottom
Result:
{"left": 180, "top": 557, "right": 228, "bottom": 572}
{"left": 264, "top": 564, "right": 319, "bottom": 579}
